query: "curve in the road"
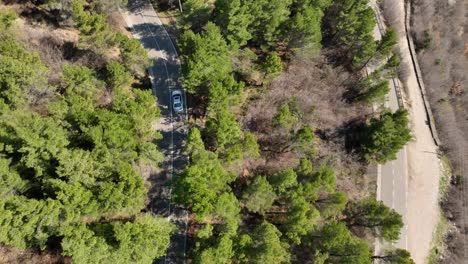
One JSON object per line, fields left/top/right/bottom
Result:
{"left": 121, "top": 1, "right": 189, "bottom": 263}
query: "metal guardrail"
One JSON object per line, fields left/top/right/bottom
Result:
{"left": 372, "top": 2, "right": 405, "bottom": 109}
{"left": 403, "top": 2, "right": 441, "bottom": 147}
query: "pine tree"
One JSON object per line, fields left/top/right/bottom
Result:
{"left": 242, "top": 176, "right": 277, "bottom": 214}
{"left": 245, "top": 0, "right": 293, "bottom": 47}
{"left": 213, "top": 0, "right": 252, "bottom": 47}
{"left": 345, "top": 198, "right": 403, "bottom": 241}
{"left": 361, "top": 109, "right": 412, "bottom": 163}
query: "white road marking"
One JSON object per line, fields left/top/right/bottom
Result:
{"left": 122, "top": 4, "right": 184, "bottom": 263}
{"left": 138, "top": 2, "right": 189, "bottom": 263}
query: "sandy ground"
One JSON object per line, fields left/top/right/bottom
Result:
{"left": 383, "top": 1, "right": 442, "bottom": 263}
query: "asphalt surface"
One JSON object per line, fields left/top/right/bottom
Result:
{"left": 122, "top": 1, "right": 188, "bottom": 263}
{"left": 121, "top": 0, "right": 408, "bottom": 261}
{"left": 369, "top": 0, "right": 409, "bottom": 252}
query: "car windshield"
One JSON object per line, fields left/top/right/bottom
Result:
{"left": 174, "top": 103, "right": 181, "bottom": 108}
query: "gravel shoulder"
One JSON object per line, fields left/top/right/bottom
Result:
{"left": 381, "top": 1, "right": 442, "bottom": 263}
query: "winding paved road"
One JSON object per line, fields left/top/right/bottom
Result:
{"left": 369, "top": 0, "right": 409, "bottom": 253}
{"left": 121, "top": 0, "right": 413, "bottom": 262}
{"left": 122, "top": 1, "right": 188, "bottom": 263}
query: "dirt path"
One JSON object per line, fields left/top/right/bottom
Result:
{"left": 379, "top": 1, "right": 442, "bottom": 263}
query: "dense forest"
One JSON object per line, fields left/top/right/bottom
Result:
{"left": 0, "top": 0, "right": 412, "bottom": 263}
{"left": 172, "top": 0, "right": 412, "bottom": 263}
{"left": 0, "top": 0, "right": 173, "bottom": 263}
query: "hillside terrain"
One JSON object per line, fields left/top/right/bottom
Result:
{"left": 0, "top": 1, "right": 173, "bottom": 263}
{"left": 0, "top": 0, "right": 419, "bottom": 263}
{"left": 410, "top": 0, "right": 468, "bottom": 263}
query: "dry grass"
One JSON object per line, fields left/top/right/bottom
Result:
{"left": 426, "top": 155, "right": 457, "bottom": 264}
{"left": 241, "top": 54, "right": 374, "bottom": 200}
{"left": 0, "top": 245, "right": 67, "bottom": 264}
{"left": 406, "top": 1, "right": 468, "bottom": 262}
{"left": 18, "top": 21, "right": 79, "bottom": 74}
{"left": 107, "top": 11, "right": 133, "bottom": 37}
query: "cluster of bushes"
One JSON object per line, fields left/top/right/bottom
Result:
{"left": 175, "top": 128, "right": 412, "bottom": 263}
{"left": 0, "top": 3, "right": 173, "bottom": 263}
{"left": 173, "top": 0, "right": 414, "bottom": 263}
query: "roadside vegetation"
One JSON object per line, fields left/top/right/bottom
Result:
{"left": 170, "top": 0, "right": 413, "bottom": 263}
{"left": 408, "top": 0, "right": 468, "bottom": 262}
{"left": 0, "top": 1, "right": 173, "bottom": 263}
{"left": 0, "top": 0, "right": 415, "bottom": 263}
{"left": 427, "top": 156, "right": 455, "bottom": 264}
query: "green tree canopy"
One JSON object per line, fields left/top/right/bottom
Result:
{"left": 115, "top": 33, "right": 150, "bottom": 76}
{"left": 286, "top": 0, "right": 329, "bottom": 51}
{"left": 181, "top": 0, "right": 212, "bottom": 31}
{"left": 273, "top": 104, "right": 297, "bottom": 129}
{"left": 213, "top": 0, "right": 252, "bottom": 48}
{"left": 62, "top": 64, "right": 101, "bottom": 99}
{"left": 316, "top": 191, "right": 348, "bottom": 218}
{"left": 213, "top": 192, "right": 241, "bottom": 235}
{"left": 111, "top": 214, "right": 175, "bottom": 263}
{"left": 60, "top": 223, "right": 111, "bottom": 263}
{"left": 174, "top": 128, "right": 235, "bottom": 220}
{"left": 377, "top": 29, "right": 397, "bottom": 57}
{"left": 345, "top": 198, "right": 403, "bottom": 241}
{"left": 60, "top": 215, "right": 174, "bottom": 264}
{"left": 0, "top": 35, "right": 48, "bottom": 109}
{"left": 242, "top": 132, "right": 260, "bottom": 159}
{"left": 179, "top": 22, "right": 233, "bottom": 95}
{"left": 361, "top": 109, "right": 412, "bottom": 163}
{"left": 240, "top": 222, "right": 290, "bottom": 263}
{"left": 196, "top": 234, "right": 235, "bottom": 264}
{"left": 263, "top": 52, "right": 283, "bottom": 76}
{"left": 325, "top": 0, "right": 377, "bottom": 69}
{"left": 269, "top": 168, "right": 298, "bottom": 194}
{"left": 318, "top": 221, "right": 372, "bottom": 264}
{"left": 385, "top": 53, "right": 401, "bottom": 69}
{"left": 282, "top": 187, "right": 320, "bottom": 244}
{"left": 0, "top": 9, "right": 17, "bottom": 30}
{"left": 71, "top": 0, "right": 115, "bottom": 53}
{"left": 355, "top": 76, "right": 390, "bottom": 104}
{"left": 206, "top": 109, "right": 243, "bottom": 150}
{"left": 0, "top": 34, "right": 170, "bottom": 262}
{"left": 242, "top": 176, "right": 277, "bottom": 214}
{"left": 372, "top": 249, "right": 415, "bottom": 264}
{"left": 246, "top": 0, "right": 293, "bottom": 47}
{"left": 106, "top": 60, "right": 134, "bottom": 89}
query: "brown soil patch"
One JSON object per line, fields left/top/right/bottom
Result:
{"left": 0, "top": 245, "right": 68, "bottom": 264}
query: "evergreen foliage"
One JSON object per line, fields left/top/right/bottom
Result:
{"left": 0, "top": 35, "right": 48, "bottom": 109}
{"left": 213, "top": 0, "right": 252, "bottom": 48}
{"left": 0, "top": 1, "right": 416, "bottom": 263}
{"left": 325, "top": 0, "right": 377, "bottom": 69}
{"left": 361, "top": 109, "right": 412, "bottom": 163}
{"left": 345, "top": 198, "right": 404, "bottom": 241}
{"left": 178, "top": 22, "right": 233, "bottom": 94}
{"left": 0, "top": 17, "right": 171, "bottom": 262}
{"left": 242, "top": 176, "right": 277, "bottom": 214}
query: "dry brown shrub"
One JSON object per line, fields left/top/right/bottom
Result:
{"left": 18, "top": 22, "right": 79, "bottom": 76}
{"left": 0, "top": 245, "right": 68, "bottom": 264}
{"left": 242, "top": 54, "right": 374, "bottom": 199}
{"left": 107, "top": 11, "right": 132, "bottom": 37}
{"left": 407, "top": 0, "right": 468, "bottom": 262}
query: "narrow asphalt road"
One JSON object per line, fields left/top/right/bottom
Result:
{"left": 369, "top": 0, "right": 409, "bottom": 252}
{"left": 122, "top": 1, "right": 188, "bottom": 263}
